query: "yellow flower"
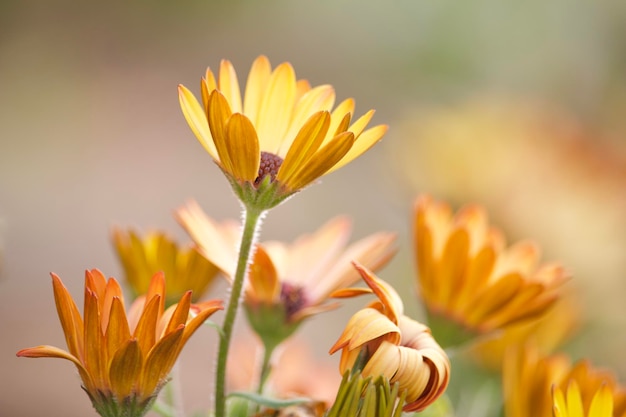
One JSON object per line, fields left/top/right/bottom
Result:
{"left": 17, "top": 270, "right": 222, "bottom": 417}
{"left": 414, "top": 194, "right": 568, "bottom": 343}
{"left": 329, "top": 262, "right": 450, "bottom": 413}
{"left": 112, "top": 227, "right": 221, "bottom": 305}
{"left": 178, "top": 55, "right": 388, "bottom": 209}
{"left": 503, "top": 344, "right": 626, "bottom": 417}
{"left": 553, "top": 382, "right": 613, "bottom": 417}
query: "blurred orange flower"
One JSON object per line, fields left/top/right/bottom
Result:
{"left": 469, "top": 293, "right": 580, "bottom": 371}
{"left": 414, "top": 194, "right": 568, "bottom": 343}
{"left": 329, "top": 262, "right": 450, "bottom": 412}
{"left": 503, "top": 344, "right": 626, "bottom": 417}
{"left": 178, "top": 55, "right": 387, "bottom": 207}
{"left": 112, "top": 227, "right": 221, "bottom": 305}
{"left": 17, "top": 270, "right": 222, "bottom": 417}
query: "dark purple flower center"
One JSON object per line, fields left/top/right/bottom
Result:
{"left": 280, "top": 282, "right": 307, "bottom": 319}
{"left": 255, "top": 151, "right": 283, "bottom": 186}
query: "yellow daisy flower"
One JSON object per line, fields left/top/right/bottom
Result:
{"left": 112, "top": 227, "right": 221, "bottom": 305}
{"left": 329, "top": 262, "right": 450, "bottom": 413}
{"left": 178, "top": 55, "right": 388, "bottom": 209}
{"left": 17, "top": 270, "right": 222, "bottom": 417}
{"left": 503, "top": 344, "right": 626, "bottom": 417}
{"left": 553, "top": 382, "right": 613, "bottom": 417}
{"left": 414, "top": 194, "right": 568, "bottom": 344}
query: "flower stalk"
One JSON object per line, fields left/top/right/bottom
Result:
{"left": 214, "top": 205, "right": 264, "bottom": 417}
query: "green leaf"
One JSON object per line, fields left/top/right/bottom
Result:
{"left": 227, "top": 391, "right": 312, "bottom": 408}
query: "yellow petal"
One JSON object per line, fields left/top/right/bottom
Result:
{"left": 325, "top": 98, "right": 355, "bottom": 141}
{"left": 277, "top": 111, "right": 331, "bottom": 185}
{"left": 178, "top": 84, "right": 218, "bottom": 159}
{"left": 281, "top": 131, "right": 354, "bottom": 192}
{"left": 218, "top": 59, "right": 242, "bottom": 114}
{"left": 200, "top": 68, "right": 217, "bottom": 110}
{"left": 224, "top": 113, "right": 261, "bottom": 182}
{"left": 565, "top": 382, "right": 584, "bottom": 417}
{"left": 243, "top": 55, "right": 272, "bottom": 126}
{"left": 208, "top": 90, "right": 236, "bottom": 176}
{"left": 589, "top": 384, "right": 613, "bottom": 417}
{"left": 255, "top": 62, "right": 297, "bottom": 152}
{"left": 280, "top": 85, "right": 336, "bottom": 155}
{"left": 326, "top": 124, "right": 388, "bottom": 174}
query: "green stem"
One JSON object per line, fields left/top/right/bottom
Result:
{"left": 257, "top": 342, "right": 274, "bottom": 394}
{"left": 214, "top": 206, "right": 264, "bottom": 417}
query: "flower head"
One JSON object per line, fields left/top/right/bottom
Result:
{"left": 553, "top": 382, "right": 614, "bottom": 417}
{"left": 503, "top": 344, "right": 626, "bottom": 417}
{"left": 329, "top": 262, "right": 450, "bottom": 412}
{"left": 17, "top": 270, "right": 222, "bottom": 417}
{"left": 112, "top": 227, "right": 221, "bottom": 306}
{"left": 178, "top": 55, "right": 388, "bottom": 209}
{"left": 414, "top": 194, "right": 568, "bottom": 344}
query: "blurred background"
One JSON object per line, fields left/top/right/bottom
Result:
{"left": 1, "top": 0, "right": 625, "bottom": 416}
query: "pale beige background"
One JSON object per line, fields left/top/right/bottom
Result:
{"left": 2, "top": 1, "right": 626, "bottom": 416}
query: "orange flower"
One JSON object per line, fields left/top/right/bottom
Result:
{"left": 112, "top": 227, "right": 221, "bottom": 305}
{"left": 178, "top": 55, "right": 387, "bottom": 209}
{"left": 414, "top": 194, "right": 568, "bottom": 342}
{"left": 469, "top": 293, "right": 580, "bottom": 371}
{"left": 329, "top": 262, "right": 450, "bottom": 413}
{"left": 503, "top": 344, "right": 626, "bottom": 417}
{"left": 17, "top": 270, "right": 222, "bottom": 417}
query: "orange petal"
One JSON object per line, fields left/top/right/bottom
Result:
{"left": 105, "top": 297, "right": 131, "bottom": 361}
{"left": 247, "top": 245, "right": 280, "bottom": 304}
{"left": 133, "top": 294, "right": 161, "bottom": 357}
{"left": 51, "top": 273, "right": 85, "bottom": 362}
{"left": 208, "top": 90, "right": 235, "bottom": 176}
{"left": 223, "top": 113, "right": 260, "bottom": 182}
{"left": 140, "top": 325, "right": 184, "bottom": 396}
{"left": 109, "top": 339, "right": 143, "bottom": 400}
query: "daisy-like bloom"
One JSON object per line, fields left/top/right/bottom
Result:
{"left": 245, "top": 216, "right": 396, "bottom": 324}
{"left": 17, "top": 270, "right": 222, "bottom": 417}
{"left": 414, "top": 194, "right": 569, "bottom": 346}
{"left": 112, "top": 227, "right": 221, "bottom": 306}
{"left": 553, "top": 382, "right": 613, "bottom": 417}
{"left": 329, "top": 262, "right": 450, "bottom": 413}
{"left": 503, "top": 344, "right": 626, "bottom": 417}
{"left": 178, "top": 55, "right": 388, "bottom": 210}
